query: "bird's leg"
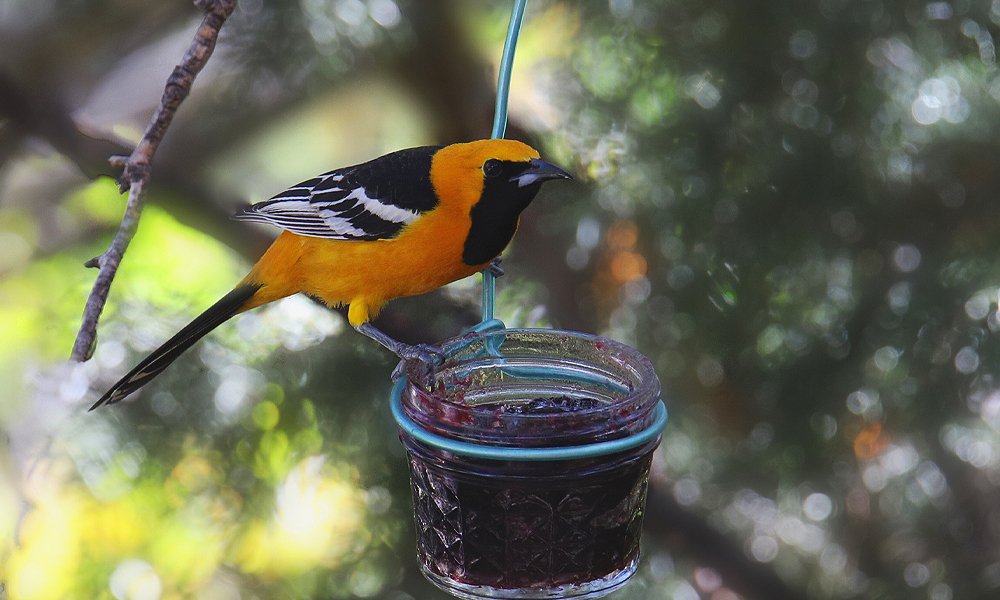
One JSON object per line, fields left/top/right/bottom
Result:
{"left": 486, "top": 256, "right": 504, "bottom": 277}
{"left": 355, "top": 322, "right": 445, "bottom": 366}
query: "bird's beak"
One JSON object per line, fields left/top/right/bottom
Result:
{"left": 512, "top": 158, "right": 573, "bottom": 187}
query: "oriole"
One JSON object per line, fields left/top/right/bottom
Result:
{"left": 91, "top": 139, "right": 571, "bottom": 409}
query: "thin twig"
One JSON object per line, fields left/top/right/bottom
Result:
{"left": 70, "top": 0, "right": 237, "bottom": 362}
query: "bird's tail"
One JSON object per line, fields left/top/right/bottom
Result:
{"left": 89, "top": 283, "right": 263, "bottom": 411}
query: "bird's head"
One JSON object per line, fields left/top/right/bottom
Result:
{"left": 430, "top": 139, "right": 572, "bottom": 266}
{"left": 430, "top": 139, "right": 572, "bottom": 214}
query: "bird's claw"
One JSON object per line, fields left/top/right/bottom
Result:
{"left": 486, "top": 257, "right": 504, "bottom": 277}
{"left": 399, "top": 343, "right": 445, "bottom": 366}
{"left": 391, "top": 361, "right": 407, "bottom": 382}
{"left": 391, "top": 344, "right": 445, "bottom": 382}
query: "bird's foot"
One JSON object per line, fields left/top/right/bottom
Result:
{"left": 486, "top": 257, "right": 504, "bottom": 277}
{"left": 391, "top": 344, "right": 444, "bottom": 381}
{"left": 355, "top": 322, "right": 445, "bottom": 380}
{"left": 397, "top": 342, "right": 445, "bottom": 365}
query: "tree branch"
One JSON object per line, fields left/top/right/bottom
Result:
{"left": 70, "top": 0, "right": 237, "bottom": 362}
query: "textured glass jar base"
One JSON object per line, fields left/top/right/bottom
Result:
{"left": 405, "top": 441, "right": 653, "bottom": 599}
{"left": 420, "top": 554, "right": 639, "bottom": 600}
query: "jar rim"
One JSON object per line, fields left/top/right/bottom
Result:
{"left": 391, "top": 377, "right": 668, "bottom": 460}
{"left": 397, "top": 328, "right": 665, "bottom": 450}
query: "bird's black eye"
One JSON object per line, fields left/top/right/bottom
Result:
{"left": 483, "top": 159, "right": 503, "bottom": 178}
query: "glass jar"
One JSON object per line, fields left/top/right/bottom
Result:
{"left": 391, "top": 328, "right": 667, "bottom": 600}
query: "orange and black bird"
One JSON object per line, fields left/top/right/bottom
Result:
{"left": 90, "top": 139, "right": 571, "bottom": 410}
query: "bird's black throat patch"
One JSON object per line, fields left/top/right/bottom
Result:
{"left": 462, "top": 161, "right": 542, "bottom": 266}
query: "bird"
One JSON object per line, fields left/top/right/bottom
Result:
{"left": 90, "top": 139, "right": 572, "bottom": 410}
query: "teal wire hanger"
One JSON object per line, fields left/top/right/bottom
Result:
{"left": 480, "top": 0, "right": 527, "bottom": 327}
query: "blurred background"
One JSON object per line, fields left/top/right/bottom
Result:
{"left": 2, "top": 0, "right": 1000, "bottom": 598}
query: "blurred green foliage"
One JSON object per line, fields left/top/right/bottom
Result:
{"left": 2, "top": 0, "right": 1000, "bottom": 599}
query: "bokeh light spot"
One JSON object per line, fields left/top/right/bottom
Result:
{"left": 954, "top": 346, "right": 980, "bottom": 374}
{"left": 803, "top": 493, "right": 833, "bottom": 521}
{"left": 892, "top": 244, "right": 921, "bottom": 272}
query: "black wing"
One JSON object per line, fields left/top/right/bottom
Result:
{"left": 234, "top": 145, "right": 443, "bottom": 240}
